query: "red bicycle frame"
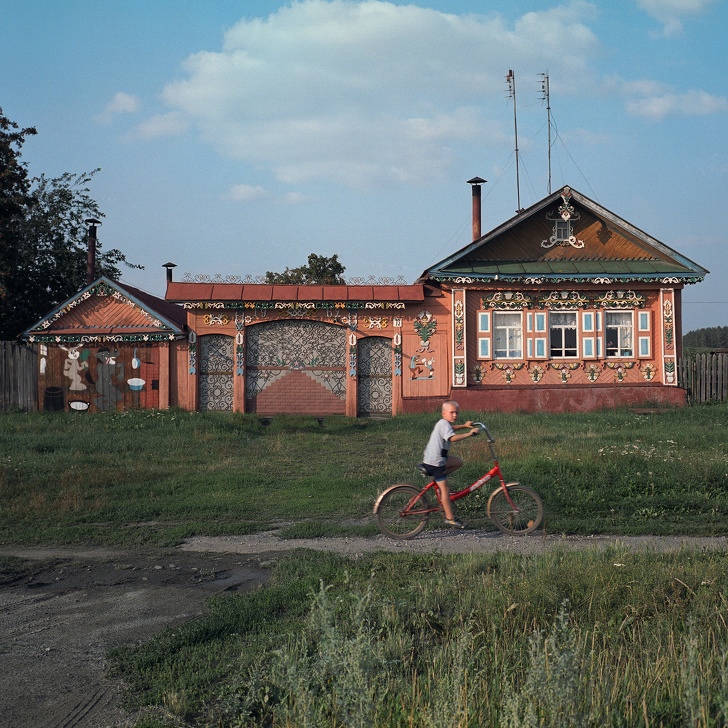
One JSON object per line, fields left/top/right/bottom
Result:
{"left": 412, "top": 423, "right": 520, "bottom": 514}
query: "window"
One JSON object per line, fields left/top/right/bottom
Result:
{"left": 605, "top": 311, "right": 633, "bottom": 357}
{"left": 555, "top": 219, "right": 572, "bottom": 242}
{"left": 549, "top": 311, "right": 577, "bottom": 357}
{"left": 493, "top": 312, "right": 522, "bottom": 359}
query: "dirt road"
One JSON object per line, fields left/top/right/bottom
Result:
{"left": 2, "top": 530, "right": 726, "bottom": 727}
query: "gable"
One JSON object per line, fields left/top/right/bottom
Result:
{"left": 424, "top": 186, "right": 708, "bottom": 283}
{"left": 23, "top": 277, "right": 186, "bottom": 343}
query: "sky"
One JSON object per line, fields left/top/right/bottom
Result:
{"left": 1, "top": 0, "right": 726, "bottom": 333}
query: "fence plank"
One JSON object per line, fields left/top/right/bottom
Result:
{"left": 0, "top": 341, "right": 38, "bottom": 412}
{"left": 678, "top": 352, "right": 728, "bottom": 404}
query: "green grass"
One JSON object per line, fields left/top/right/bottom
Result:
{"left": 3, "top": 403, "right": 728, "bottom": 725}
{"left": 111, "top": 547, "right": 728, "bottom": 727}
{"left": 1, "top": 403, "right": 727, "bottom": 545}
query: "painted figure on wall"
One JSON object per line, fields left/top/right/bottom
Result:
{"left": 61, "top": 345, "right": 89, "bottom": 391}
{"left": 409, "top": 354, "right": 435, "bottom": 380}
{"left": 94, "top": 348, "right": 124, "bottom": 410}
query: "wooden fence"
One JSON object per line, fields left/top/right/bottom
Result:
{"left": 678, "top": 353, "right": 728, "bottom": 404}
{"left": 0, "top": 341, "right": 38, "bottom": 412}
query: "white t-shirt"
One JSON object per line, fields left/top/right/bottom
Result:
{"left": 422, "top": 418, "right": 455, "bottom": 467}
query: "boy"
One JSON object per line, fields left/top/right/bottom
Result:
{"left": 421, "top": 400, "right": 480, "bottom": 528}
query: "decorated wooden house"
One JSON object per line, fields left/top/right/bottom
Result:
{"left": 163, "top": 184, "right": 706, "bottom": 416}
{"left": 22, "top": 277, "right": 187, "bottom": 412}
{"left": 20, "top": 184, "right": 707, "bottom": 415}
{"left": 413, "top": 184, "right": 708, "bottom": 412}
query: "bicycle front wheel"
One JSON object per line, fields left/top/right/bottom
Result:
{"left": 487, "top": 484, "right": 543, "bottom": 535}
{"left": 375, "top": 484, "right": 434, "bottom": 539}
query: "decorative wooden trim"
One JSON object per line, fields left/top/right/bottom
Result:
{"left": 452, "top": 289, "right": 467, "bottom": 387}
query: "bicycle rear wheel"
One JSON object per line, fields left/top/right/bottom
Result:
{"left": 375, "top": 484, "right": 434, "bottom": 539}
{"left": 487, "top": 484, "right": 543, "bottom": 535}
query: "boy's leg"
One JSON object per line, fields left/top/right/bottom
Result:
{"left": 437, "top": 478, "right": 456, "bottom": 521}
{"left": 445, "top": 455, "right": 463, "bottom": 475}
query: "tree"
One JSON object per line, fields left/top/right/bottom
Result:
{"left": 0, "top": 107, "right": 142, "bottom": 339}
{"left": 265, "top": 253, "right": 346, "bottom": 285}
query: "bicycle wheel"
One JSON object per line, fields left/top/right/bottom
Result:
{"left": 375, "top": 484, "right": 434, "bottom": 539}
{"left": 487, "top": 484, "right": 543, "bottom": 535}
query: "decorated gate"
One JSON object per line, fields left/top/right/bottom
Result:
{"left": 199, "top": 334, "right": 234, "bottom": 410}
{"left": 245, "top": 321, "right": 347, "bottom": 415}
{"left": 357, "top": 336, "right": 392, "bottom": 416}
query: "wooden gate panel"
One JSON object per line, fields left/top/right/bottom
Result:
{"left": 246, "top": 321, "right": 346, "bottom": 415}
{"left": 199, "top": 335, "right": 234, "bottom": 411}
{"left": 357, "top": 336, "right": 392, "bottom": 415}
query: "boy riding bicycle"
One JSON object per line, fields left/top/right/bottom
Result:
{"left": 420, "top": 400, "right": 480, "bottom": 528}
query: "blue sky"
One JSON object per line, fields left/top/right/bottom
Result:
{"left": 2, "top": 0, "right": 726, "bottom": 333}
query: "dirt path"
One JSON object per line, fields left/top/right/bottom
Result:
{"left": 2, "top": 530, "right": 727, "bottom": 727}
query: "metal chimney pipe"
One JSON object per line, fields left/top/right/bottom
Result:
{"left": 467, "top": 177, "right": 486, "bottom": 241}
{"left": 85, "top": 218, "right": 102, "bottom": 284}
{"left": 163, "top": 261, "right": 177, "bottom": 283}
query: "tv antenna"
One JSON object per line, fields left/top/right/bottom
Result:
{"left": 506, "top": 69, "right": 522, "bottom": 213}
{"left": 539, "top": 72, "right": 552, "bottom": 194}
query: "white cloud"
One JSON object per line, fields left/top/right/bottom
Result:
{"left": 152, "top": 0, "right": 599, "bottom": 189}
{"left": 281, "top": 191, "right": 312, "bottom": 205}
{"left": 226, "top": 184, "right": 269, "bottom": 202}
{"left": 636, "top": 0, "right": 718, "bottom": 37}
{"left": 611, "top": 76, "right": 728, "bottom": 119}
{"left": 95, "top": 92, "right": 140, "bottom": 124}
{"left": 627, "top": 89, "right": 728, "bottom": 119}
{"left": 133, "top": 111, "right": 188, "bottom": 139}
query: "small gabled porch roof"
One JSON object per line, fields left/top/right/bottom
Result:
{"left": 421, "top": 186, "right": 708, "bottom": 285}
{"left": 22, "top": 277, "right": 187, "bottom": 344}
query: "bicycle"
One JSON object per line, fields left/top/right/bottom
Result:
{"left": 373, "top": 422, "right": 543, "bottom": 539}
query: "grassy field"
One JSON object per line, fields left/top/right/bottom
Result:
{"left": 2, "top": 403, "right": 728, "bottom": 726}
{"left": 1, "top": 403, "right": 727, "bottom": 546}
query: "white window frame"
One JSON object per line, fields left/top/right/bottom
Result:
{"left": 493, "top": 311, "right": 523, "bottom": 360}
{"left": 605, "top": 310, "right": 634, "bottom": 358}
{"left": 555, "top": 219, "right": 572, "bottom": 242}
{"left": 549, "top": 310, "right": 578, "bottom": 358}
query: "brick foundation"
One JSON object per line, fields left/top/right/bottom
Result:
{"left": 402, "top": 384, "right": 687, "bottom": 415}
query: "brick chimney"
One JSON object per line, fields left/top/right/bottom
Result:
{"left": 85, "top": 218, "right": 102, "bottom": 284}
{"left": 467, "top": 177, "right": 486, "bottom": 241}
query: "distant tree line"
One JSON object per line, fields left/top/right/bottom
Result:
{"left": 683, "top": 326, "right": 728, "bottom": 350}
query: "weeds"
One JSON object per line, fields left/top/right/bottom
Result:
{"left": 115, "top": 548, "right": 728, "bottom": 726}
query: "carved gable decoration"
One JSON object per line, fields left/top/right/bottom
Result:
{"left": 420, "top": 185, "right": 708, "bottom": 285}
{"left": 23, "top": 277, "right": 186, "bottom": 344}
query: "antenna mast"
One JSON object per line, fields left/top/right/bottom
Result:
{"left": 540, "top": 72, "right": 552, "bottom": 194}
{"left": 506, "top": 69, "right": 521, "bottom": 212}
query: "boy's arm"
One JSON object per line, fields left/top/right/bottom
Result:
{"left": 450, "top": 426, "right": 479, "bottom": 443}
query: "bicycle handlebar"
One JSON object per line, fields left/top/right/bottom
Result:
{"left": 472, "top": 422, "right": 495, "bottom": 442}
